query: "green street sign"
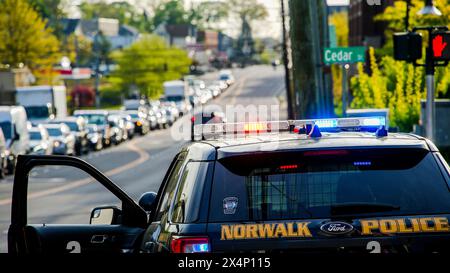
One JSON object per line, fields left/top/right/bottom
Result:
{"left": 324, "top": 47, "right": 366, "bottom": 65}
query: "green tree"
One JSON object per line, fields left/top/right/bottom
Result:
{"left": 228, "top": 0, "right": 268, "bottom": 23}
{"left": 79, "top": 1, "right": 151, "bottom": 32}
{"left": 228, "top": 0, "right": 268, "bottom": 61}
{"left": 28, "top": 0, "right": 67, "bottom": 38}
{"left": 187, "top": 1, "right": 229, "bottom": 30}
{"left": 375, "top": 0, "right": 450, "bottom": 98}
{"left": 109, "top": 35, "right": 191, "bottom": 98}
{"left": 152, "top": 0, "right": 188, "bottom": 28}
{"left": 62, "top": 34, "right": 93, "bottom": 67}
{"left": 349, "top": 0, "right": 450, "bottom": 131}
{"left": 351, "top": 48, "right": 424, "bottom": 131}
{"left": 0, "top": 0, "right": 60, "bottom": 69}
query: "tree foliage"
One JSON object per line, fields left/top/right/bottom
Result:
{"left": 79, "top": 1, "right": 151, "bottom": 32}
{"left": 0, "top": 0, "right": 60, "bottom": 69}
{"left": 228, "top": 0, "right": 268, "bottom": 22}
{"left": 351, "top": 48, "right": 424, "bottom": 132}
{"left": 152, "top": 0, "right": 188, "bottom": 28}
{"left": 187, "top": 1, "right": 229, "bottom": 30}
{"left": 28, "top": 0, "right": 67, "bottom": 38}
{"left": 350, "top": 0, "right": 450, "bottom": 131}
{"left": 374, "top": 0, "right": 450, "bottom": 98}
{"left": 109, "top": 35, "right": 191, "bottom": 98}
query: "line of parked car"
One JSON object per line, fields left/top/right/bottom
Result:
{"left": 0, "top": 71, "right": 235, "bottom": 179}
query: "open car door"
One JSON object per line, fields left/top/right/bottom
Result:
{"left": 8, "top": 155, "right": 148, "bottom": 254}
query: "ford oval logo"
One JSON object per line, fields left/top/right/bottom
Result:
{"left": 320, "top": 222, "right": 354, "bottom": 235}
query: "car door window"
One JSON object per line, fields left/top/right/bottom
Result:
{"left": 155, "top": 158, "right": 184, "bottom": 222}
{"left": 27, "top": 165, "right": 120, "bottom": 225}
{"left": 171, "top": 162, "right": 210, "bottom": 224}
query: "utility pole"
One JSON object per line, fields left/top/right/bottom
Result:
{"left": 288, "top": 0, "right": 330, "bottom": 119}
{"left": 280, "top": 0, "right": 294, "bottom": 119}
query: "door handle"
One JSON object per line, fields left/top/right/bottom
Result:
{"left": 91, "top": 235, "right": 108, "bottom": 244}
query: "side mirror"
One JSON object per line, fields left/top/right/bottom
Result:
{"left": 138, "top": 192, "right": 157, "bottom": 212}
{"left": 90, "top": 206, "right": 122, "bottom": 225}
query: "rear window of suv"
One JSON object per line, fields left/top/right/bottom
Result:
{"left": 208, "top": 149, "right": 450, "bottom": 222}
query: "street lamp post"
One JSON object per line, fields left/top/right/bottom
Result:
{"left": 405, "top": 0, "right": 411, "bottom": 31}
{"left": 416, "top": 0, "right": 443, "bottom": 141}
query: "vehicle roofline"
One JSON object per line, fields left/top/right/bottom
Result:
{"left": 199, "top": 133, "right": 429, "bottom": 149}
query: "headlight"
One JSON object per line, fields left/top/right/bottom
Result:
{"left": 54, "top": 141, "right": 61, "bottom": 147}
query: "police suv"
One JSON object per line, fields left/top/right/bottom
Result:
{"left": 8, "top": 117, "right": 450, "bottom": 254}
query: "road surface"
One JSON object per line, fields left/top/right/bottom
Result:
{"left": 0, "top": 65, "right": 286, "bottom": 252}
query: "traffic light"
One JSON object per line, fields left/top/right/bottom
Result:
{"left": 393, "top": 32, "right": 423, "bottom": 62}
{"left": 431, "top": 31, "right": 450, "bottom": 61}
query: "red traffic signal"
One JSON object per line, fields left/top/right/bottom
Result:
{"left": 432, "top": 32, "right": 450, "bottom": 61}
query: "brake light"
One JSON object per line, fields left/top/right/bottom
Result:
{"left": 170, "top": 237, "right": 210, "bottom": 253}
{"left": 191, "top": 116, "right": 196, "bottom": 123}
{"left": 280, "top": 164, "right": 298, "bottom": 170}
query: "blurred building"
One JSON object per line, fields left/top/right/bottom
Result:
{"left": 197, "top": 30, "right": 219, "bottom": 51}
{"left": 348, "top": 0, "right": 394, "bottom": 48}
{"left": 0, "top": 68, "right": 35, "bottom": 105}
{"left": 154, "top": 23, "right": 197, "bottom": 49}
{"left": 61, "top": 18, "right": 140, "bottom": 50}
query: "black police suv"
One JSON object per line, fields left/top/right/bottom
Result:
{"left": 8, "top": 118, "right": 450, "bottom": 254}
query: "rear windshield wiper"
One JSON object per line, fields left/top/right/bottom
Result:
{"left": 330, "top": 203, "right": 400, "bottom": 216}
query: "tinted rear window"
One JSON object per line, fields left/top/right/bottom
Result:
{"left": 209, "top": 149, "right": 450, "bottom": 222}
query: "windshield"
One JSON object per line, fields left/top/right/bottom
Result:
{"left": 0, "top": 122, "right": 12, "bottom": 140}
{"left": 30, "top": 131, "right": 42, "bottom": 140}
{"left": 165, "top": 96, "right": 184, "bottom": 102}
{"left": 64, "top": 122, "right": 79, "bottom": 132}
{"left": 25, "top": 106, "right": 50, "bottom": 119}
{"left": 87, "top": 127, "right": 96, "bottom": 133}
{"left": 76, "top": 115, "right": 106, "bottom": 126}
{"left": 209, "top": 149, "right": 450, "bottom": 222}
{"left": 47, "top": 128, "right": 62, "bottom": 137}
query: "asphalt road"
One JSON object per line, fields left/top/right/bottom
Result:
{"left": 0, "top": 65, "right": 286, "bottom": 252}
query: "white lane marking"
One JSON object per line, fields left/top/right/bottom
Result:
{"left": 0, "top": 141, "right": 150, "bottom": 206}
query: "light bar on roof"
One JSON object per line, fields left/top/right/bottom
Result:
{"left": 194, "top": 117, "right": 387, "bottom": 139}
{"left": 195, "top": 121, "right": 291, "bottom": 137}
